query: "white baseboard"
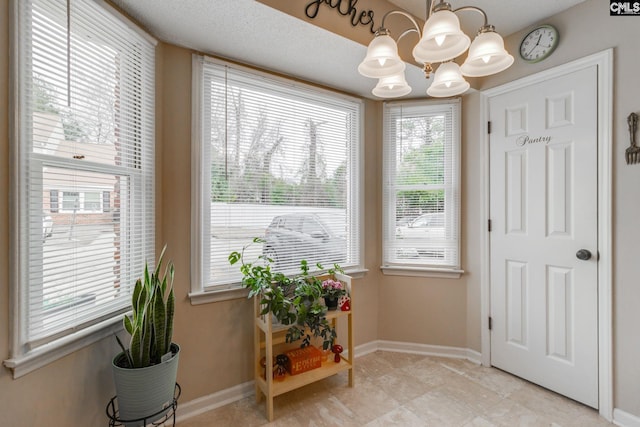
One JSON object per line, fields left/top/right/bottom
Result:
{"left": 614, "top": 408, "right": 640, "bottom": 427}
{"left": 353, "top": 340, "right": 379, "bottom": 358}
{"left": 175, "top": 380, "right": 254, "bottom": 423}
{"left": 376, "top": 340, "right": 482, "bottom": 364}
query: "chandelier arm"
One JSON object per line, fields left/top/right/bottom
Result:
{"left": 379, "top": 10, "right": 422, "bottom": 38}
{"left": 451, "top": 5, "right": 489, "bottom": 28}
{"left": 397, "top": 27, "right": 420, "bottom": 44}
{"left": 425, "top": 0, "right": 435, "bottom": 19}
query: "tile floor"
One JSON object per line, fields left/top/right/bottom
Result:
{"left": 177, "top": 351, "right": 613, "bottom": 426}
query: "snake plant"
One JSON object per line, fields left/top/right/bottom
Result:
{"left": 116, "top": 245, "right": 175, "bottom": 368}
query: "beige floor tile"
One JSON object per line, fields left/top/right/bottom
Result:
{"left": 507, "top": 381, "right": 597, "bottom": 425}
{"left": 177, "top": 351, "right": 612, "bottom": 427}
{"left": 456, "top": 366, "right": 527, "bottom": 399}
{"left": 353, "top": 351, "right": 396, "bottom": 380}
{"left": 435, "top": 372, "right": 504, "bottom": 414}
{"left": 479, "top": 397, "right": 556, "bottom": 427}
{"left": 435, "top": 357, "right": 483, "bottom": 375}
{"left": 331, "top": 376, "right": 402, "bottom": 424}
{"left": 403, "top": 390, "right": 477, "bottom": 426}
{"left": 462, "top": 416, "right": 498, "bottom": 427}
{"left": 363, "top": 406, "right": 428, "bottom": 427}
{"left": 372, "top": 368, "right": 437, "bottom": 405}
{"left": 399, "top": 357, "right": 453, "bottom": 389}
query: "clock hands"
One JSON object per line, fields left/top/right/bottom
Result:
{"left": 527, "top": 34, "right": 543, "bottom": 57}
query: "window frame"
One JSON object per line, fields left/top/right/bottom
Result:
{"left": 189, "top": 55, "right": 365, "bottom": 304}
{"left": 6, "top": 0, "right": 157, "bottom": 378}
{"left": 381, "top": 99, "right": 464, "bottom": 279}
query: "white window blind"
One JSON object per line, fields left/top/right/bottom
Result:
{"left": 382, "top": 100, "right": 461, "bottom": 269}
{"left": 193, "top": 56, "right": 363, "bottom": 289}
{"left": 15, "top": 0, "right": 155, "bottom": 353}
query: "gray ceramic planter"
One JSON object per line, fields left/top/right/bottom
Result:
{"left": 112, "top": 343, "right": 180, "bottom": 426}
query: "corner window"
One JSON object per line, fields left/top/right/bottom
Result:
{"left": 191, "top": 56, "right": 363, "bottom": 297}
{"left": 382, "top": 100, "right": 461, "bottom": 275}
{"left": 7, "top": 0, "right": 156, "bottom": 377}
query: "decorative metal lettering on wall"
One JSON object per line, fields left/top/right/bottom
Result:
{"left": 515, "top": 135, "right": 552, "bottom": 147}
{"left": 305, "top": 0, "right": 377, "bottom": 34}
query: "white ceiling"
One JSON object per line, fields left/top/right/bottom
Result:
{"left": 113, "top": 0, "right": 586, "bottom": 99}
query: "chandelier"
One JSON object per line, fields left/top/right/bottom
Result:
{"left": 358, "top": 0, "right": 513, "bottom": 98}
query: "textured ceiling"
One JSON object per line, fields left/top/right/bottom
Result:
{"left": 114, "top": 0, "right": 586, "bottom": 99}
{"left": 388, "top": 0, "right": 587, "bottom": 36}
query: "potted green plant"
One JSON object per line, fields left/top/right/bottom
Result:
{"left": 112, "top": 246, "right": 179, "bottom": 426}
{"left": 228, "top": 238, "right": 342, "bottom": 350}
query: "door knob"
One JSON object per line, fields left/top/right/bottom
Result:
{"left": 576, "top": 249, "right": 592, "bottom": 260}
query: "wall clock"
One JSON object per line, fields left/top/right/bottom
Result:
{"left": 519, "top": 25, "right": 559, "bottom": 63}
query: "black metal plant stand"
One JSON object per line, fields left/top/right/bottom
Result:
{"left": 106, "top": 383, "right": 181, "bottom": 427}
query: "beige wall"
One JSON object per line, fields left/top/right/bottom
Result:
{"left": 1, "top": 0, "right": 639, "bottom": 424}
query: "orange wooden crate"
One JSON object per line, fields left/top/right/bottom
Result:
{"left": 285, "top": 346, "right": 322, "bottom": 375}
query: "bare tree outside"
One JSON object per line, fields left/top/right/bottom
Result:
{"left": 207, "top": 87, "right": 345, "bottom": 209}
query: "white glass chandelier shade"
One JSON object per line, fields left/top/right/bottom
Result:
{"left": 412, "top": 9, "right": 470, "bottom": 64}
{"left": 358, "top": 4, "right": 512, "bottom": 99}
{"left": 357, "top": 33, "right": 406, "bottom": 78}
{"left": 460, "top": 30, "right": 514, "bottom": 77}
{"left": 426, "top": 61, "right": 470, "bottom": 97}
{"left": 372, "top": 72, "right": 412, "bottom": 98}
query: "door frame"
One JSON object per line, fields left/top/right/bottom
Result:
{"left": 479, "top": 49, "right": 613, "bottom": 420}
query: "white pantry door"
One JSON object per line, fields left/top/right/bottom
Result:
{"left": 489, "top": 65, "right": 599, "bottom": 408}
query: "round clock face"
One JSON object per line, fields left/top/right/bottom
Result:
{"left": 519, "top": 25, "right": 558, "bottom": 63}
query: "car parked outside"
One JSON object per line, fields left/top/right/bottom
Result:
{"left": 395, "top": 216, "right": 414, "bottom": 227}
{"left": 263, "top": 213, "right": 345, "bottom": 270}
{"left": 395, "top": 212, "right": 444, "bottom": 240}
{"left": 394, "top": 212, "right": 446, "bottom": 260}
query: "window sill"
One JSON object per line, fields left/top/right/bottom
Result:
{"left": 189, "top": 286, "right": 249, "bottom": 305}
{"left": 344, "top": 267, "right": 368, "bottom": 279}
{"left": 189, "top": 268, "right": 367, "bottom": 306}
{"left": 380, "top": 265, "right": 464, "bottom": 279}
{"left": 3, "top": 316, "right": 123, "bottom": 379}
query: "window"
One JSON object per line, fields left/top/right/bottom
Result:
{"left": 382, "top": 100, "right": 461, "bottom": 275}
{"left": 83, "top": 191, "right": 101, "bottom": 212}
{"left": 57, "top": 190, "right": 103, "bottom": 213}
{"left": 62, "top": 191, "right": 80, "bottom": 211}
{"left": 7, "top": 0, "right": 156, "bottom": 377}
{"left": 191, "top": 56, "right": 363, "bottom": 297}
